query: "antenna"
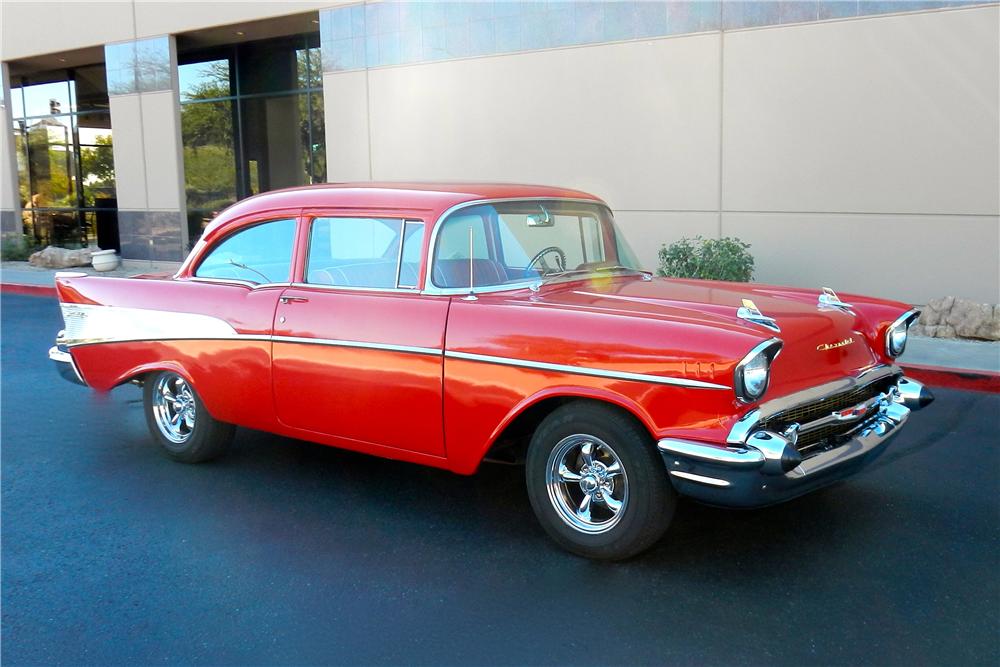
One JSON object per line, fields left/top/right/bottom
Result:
{"left": 462, "top": 225, "right": 478, "bottom": 301}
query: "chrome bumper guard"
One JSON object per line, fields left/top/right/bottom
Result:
{"left": 657, "top": 376, "right": 933, "bottom": 507}
{"left": 49, "top": 344, "right": 87, "bottom": 386}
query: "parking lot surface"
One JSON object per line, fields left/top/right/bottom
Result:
{"left": 3, "top": 293, "right": 998, "bottom": 665}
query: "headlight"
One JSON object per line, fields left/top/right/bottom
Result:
{"left": 885, "top": 309, "right": 919, "bottom": 358}
{"left": 887, "top": 324, "right": 908, "bottom": 357}
{"left": 734, "top": 339, "right": 783, "bottom": 403}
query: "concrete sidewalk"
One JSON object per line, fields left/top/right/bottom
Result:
{"left": 1, "top": 259, "right": 181, "bottom": 285}
{"left": 2, "top": 260, "right": 996, "bottom": 377}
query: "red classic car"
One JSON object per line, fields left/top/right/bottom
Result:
{"left": 50, "top": 183, "right": 933, "bottom": 559}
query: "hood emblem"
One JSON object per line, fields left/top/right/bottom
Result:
{"left": 818, "top": 287, "right": 853, "bottom": 312}
{"left": 817, "top": 336, "right": 854, "bottom": 351}
{"left": 737, "top": 299, "right": 780, "bottom": 333}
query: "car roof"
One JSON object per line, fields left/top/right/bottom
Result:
{"left": 205, "top": 182, "right": 605, "bottom": 231}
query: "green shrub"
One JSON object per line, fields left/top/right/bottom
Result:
{"left": 1, "top": 234, "right": 36, "bottom": 262}
{"left": 657, "top": 236, "right": 754, "bottom": 282}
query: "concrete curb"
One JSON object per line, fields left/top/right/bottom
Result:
{"left": 3, "top": 281, "right": 997, "bottom": 394}
{"left": 899, "top": 363, "right": 1000, "bottom": 394}
{"left": 1, "top": 283, "right": 57, "bottom": 298}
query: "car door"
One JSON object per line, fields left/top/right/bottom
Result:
{"left": 182, "top": 214, "right": 299, "bottom": 432}
{"left": 271, "top": 212, "right": 448, "bottom": 457}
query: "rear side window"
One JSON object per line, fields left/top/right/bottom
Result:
{"left": 195, "top": 218, "right": 296, "bottom": 284}
{"left": 306, "top": 217, "right": 410, "bottom": 289}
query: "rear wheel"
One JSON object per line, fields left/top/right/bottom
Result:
{"left": 143, "top": 371, "right": 234, "bottom": 463}
{"left": 526, "top": 402, "right": 675, "bottom": 559}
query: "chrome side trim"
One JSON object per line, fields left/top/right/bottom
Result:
{"left": 669, "top": 471, "right": 731, "bottom": 487}
{"left": 422, "top": 197, "right": 611, "bottom": 295}
{"left": 658, "top": 438, "right": 764, "bottom": 467}
{"left": 446, "top": 350, "right": 729, "bottom": 389}
{"left": 271, "top": 335, "right": 441, "bottom": 356}
{"left": 67, "top": 335, "right": 273, "bottom": 348}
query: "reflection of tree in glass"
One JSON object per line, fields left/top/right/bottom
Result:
{"left": 182, "top": 61, "right": 237, "bottom": 212}
{"left": 80, "top": 135, "right": 115, "bottom": 206}
{"left": 182, "top": 61, "right": 233, "bottom": 147}
{"left": 295, "top": 48, "right": 326, "bottom": 184}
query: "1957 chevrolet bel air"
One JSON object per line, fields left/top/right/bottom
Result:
{"left": 51, "top": 183, "right": 933, "bottom": 559}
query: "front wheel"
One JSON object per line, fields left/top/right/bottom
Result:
{"left": 143, "top": 371, "right": 234, "bottom": 463}
{"left": 526, "top": 402, "right": 676, "bottom": 559}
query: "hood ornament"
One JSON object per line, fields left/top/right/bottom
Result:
{"left": 818, "top": 287, "right": 853, "bottom": 312}
{"left": 737, "top": 298, "right": 780, "bottom": 332}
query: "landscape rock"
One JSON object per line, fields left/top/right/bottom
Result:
{"left": 915, "top": 297, "right": 1000, "bottom": 341}
{"left": 28, "top": 246, "right": 94, "bottom": 269}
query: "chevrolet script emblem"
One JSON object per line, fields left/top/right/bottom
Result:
{"left": 817, "top": 337, "right": 854, "bottom": 351}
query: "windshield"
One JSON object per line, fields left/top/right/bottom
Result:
{"left": 431, "top": 200, "right": 642, "bottom": 289}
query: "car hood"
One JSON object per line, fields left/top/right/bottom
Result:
{"left": 531, "top": 275, "right": 887, "bottom": 392}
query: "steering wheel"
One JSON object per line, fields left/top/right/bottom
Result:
{"left": 526, "top": 246, "right": 567, "bottom": 274}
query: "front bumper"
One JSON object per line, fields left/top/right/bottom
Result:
{"left": 49, "top": 344, "right": 87, "bottom": 386}
{"left": 658, "top": 373, "right": 933, "bottom": 508}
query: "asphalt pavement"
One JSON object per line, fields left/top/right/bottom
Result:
{"left": 2, "top": 293, "right": 998, "bottom": 666}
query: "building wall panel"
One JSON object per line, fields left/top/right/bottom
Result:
{"left": 367, "top": 34, "right": 722, "bottom": 212}
{"left": 0, "top": 2, "right": 134, "bottom": 60}
{"left": 140, "top": 90, "right": 184, "bottom": 211}
{"left": 722, "top": 211, "right": 1000, "bottom": 304}
{"left": 107, "top": 94, "right": 147, "bottom": 210}
{"left": 323, "top": 70, "right": 372, "bottom": 182}
{"left": 722, "top": 6, "right": 1000, "bottom": 216}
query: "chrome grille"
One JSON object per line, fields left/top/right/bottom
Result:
{"left": 760, "top": 375, "right": 898, "bottom": 456}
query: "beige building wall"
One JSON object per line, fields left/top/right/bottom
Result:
{"left": 721, "top": 7, "right": 1000, "bottom": 303}
{"left": 343, "top": 4, "right": 998, "bottom": 304}
{"left": 366, "top": 35, "right": 722, "bottom": 213}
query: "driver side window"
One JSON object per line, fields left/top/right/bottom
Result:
{"left": 195, "top": 218, "right": 296, "bottom": 284}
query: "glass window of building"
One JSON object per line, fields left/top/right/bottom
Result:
{"left": 9, "top": 65, "right": 117, "bottom": 251}
{"left": 179, "top": 33, "right": 325, "bottom": 247}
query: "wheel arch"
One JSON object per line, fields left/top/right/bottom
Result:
{"left": 476, "top": 387, "right": 657, "bottom": 471}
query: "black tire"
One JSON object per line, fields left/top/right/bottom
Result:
{"left": 525, "top": 401, "right": 676, "bottom": 560}
{"left": 142, "top": 370, "right": 234, "bottom": 463}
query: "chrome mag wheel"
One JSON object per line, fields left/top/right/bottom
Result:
{"left": 545, "top": 434, "right": 629, "bottom": 534}
{"left": 151, "top": 373, "right": 196, "bottom": 444}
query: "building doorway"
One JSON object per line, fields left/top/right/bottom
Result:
{"left": 9, "top": 64, "right": 118, "bottom": 251}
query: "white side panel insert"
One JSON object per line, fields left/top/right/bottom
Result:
{"left": 59, "top": 303, "right": 241, "bottom": 346}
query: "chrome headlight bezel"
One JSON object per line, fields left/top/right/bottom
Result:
{"left": 734, "top": 338, "right": 783, "bottom": 404}
{"left": 885, "top": 309, "right": 920, "bottom": 358}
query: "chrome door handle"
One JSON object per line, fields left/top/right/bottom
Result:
{"left": 280, "top": 296, "right": 309, "bottom": 304}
